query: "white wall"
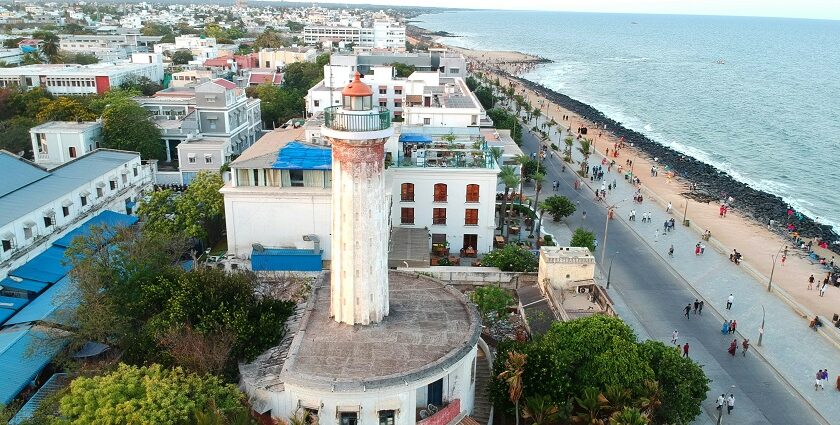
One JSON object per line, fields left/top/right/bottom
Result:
{"left": 221, "top": 186, "right": 332, "bottom": 260}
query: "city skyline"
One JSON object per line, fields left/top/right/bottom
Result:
{"left": 275, "top": 0, "right": 840, "bottom": 21}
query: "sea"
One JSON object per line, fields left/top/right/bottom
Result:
{"left": 416, "top": 10, "right": 840, "bottom": 231}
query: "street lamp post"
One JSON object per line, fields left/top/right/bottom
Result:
{"left": 606, "top": 251, "right": 619, "bottom": 289}
{"left": 600, "top": 199, "right": 629, "bottom": 266}
{"left": 767, "top": 244, "right": 785, "bottom": 292}
{"left": 758, "top": 305, "right": 766, "bottom": 346}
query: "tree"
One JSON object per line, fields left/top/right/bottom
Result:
{"left": 542, "top": 196, "right": 576, "bottom": 222}
{"left": 120, "top": 75, "right": 163, "bottom": 96}
{"left": 498, "top": 165, "right": 520, "bottom": 235}
{"left": 482, "top": 245, "right": 538, "bottom": 272}
{"left": 171, "top": 49, "right": 194, "bottom": 65}
{"left": 136, "top": 189, "right": 178, "bottom": 235}
{"left": 254, "top": 29, "right": 286, "bottom": 50}
{"left": 282, "top": 61, "right": 324, "bottom": 92}
{"left": 0, "top": 116, "right": 38, "bottom": 157}
{"left": 470, "top": 286, "right": 513, "bottom": 326}
{"left": 578, "top": 137, "right": 592, "bottom": 177}
{"left": 58, "top": 364, "right": 245, "bottom": 425}
{"left": 101, "top": 98, "right": 165, "bottom": 160}
{"left": 530, "top": 171, "right": 546, "bottom": 238}
{"left": 39, "top": 32, "right": 61, "bottom": 63}
{"left": 174, "top": 171, "right": 225, "bottom": 243}
{"left": 512, "top": 153, "right": 530, "bottom": 203}
{"left": 533, "top": 107, "right": 542, "bottom": 127}
{"left": 246, "top": 84, "right": 304, "bottom": 128}
{"left": 35, "top": 97, "right": 96, "bottom": 122}
{"left": 637, "top": 341, "right": 709, "bottom": 424}
{"left": 608, "top": 408, "right": 649, "bottom": 425}
{"left": 474, "top": 85, "right": 495, "bottom": 110}
{"left": 61, "top": 52, "right": 99, "bottom": 65}
{"left": 570, "top": 228, "right": 596, "bottom": 252}
{"left": 487, "top": 108, "right": 523, "bottom": 145}
{"left": 498, "top": 352, "right": 527, "bottom": 425}
{"left": 63, "top": 23, "right": 92, "bottom": 35}
{"left": 522, "top": 394, "right": 562, "bottom": 425}
{"left": 563, "top": 136, "right": 574, "bottom": 163}
{"left": 287, "top": 20, "right": 305, "bottom": 32}
{"left": 142, "top": 22, "right": 173, "bottom": 37}
{"left": 2, "top": 37, "right": 23, "bottom": 48}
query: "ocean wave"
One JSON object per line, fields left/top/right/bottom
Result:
{"left": 605, "top": 56, "right": 650, "bottom": 63}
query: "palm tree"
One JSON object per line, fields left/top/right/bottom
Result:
{"left": 498, "top": 351, "right": 527, "bottom": 425}
{"left": 288, "top": 408, "right": 312, "bottom": 425}
{"left": 571, "top": 388, "right": 608, "bottom": 425}
{"left": 522, "top": 394, "right": 561, "bottom": 425}
{"left": 514, "top": 95, "right": 525, "bottom": 115}
{"left": 533, "top": 108, "right": 542, "bottom": 127}
{"left": 39, "top": 33, "right": 61, "bottom": 64}
{"left": 608, "top": 408, "right": 649, "bottom": 425}
{"left": 602, "top": 385, "right": 632, "bottom": 417}
{"left": 563, "top": 136, "right": 574, "bottom": 163}
{"left": 490, "top": 146, "right": 504, "bottom": 166}
{"left": 523, "top": 102, "right": 532, "bottom": 122}
{"left": 529, "top": 171, "right": 545, "bottom": 238}
{"left": 548, "top": 119, "right": 558, "bottom": 139}
{"left": 578, "top": 137, "right": 592, "bottom": 177}
{"left": 637, "top": 380, "right": 662, "bottom": 418}
{"left": 498, "top": 165, "right": 519, "bottom": 233}
{"left": 513, "top": 153, "right": 531, "bottom": 203}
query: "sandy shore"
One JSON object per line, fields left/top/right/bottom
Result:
{"left": 458, "top": 47, "right": 840, "bottom": 326}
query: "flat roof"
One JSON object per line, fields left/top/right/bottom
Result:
{"left": 540, "top": 246, "right": 596, "bottom": 262}
{"left": 29, "top": 121, "right": 101, "bottom": 133}
{"left": 0, "top": 149, "right": 139, "bottom": 228}
{"left": 0, "top": 62, "right": 157, "bottom": 77}
{"left": 279, "top": 271, "right": 481, "bottom": 391}
{"left": 232, "top": 127, "right": 306, "bottom": 168}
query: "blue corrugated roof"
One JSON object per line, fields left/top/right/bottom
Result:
{"left": 0, "top": 150, "right": 139, "bottom": 228}
{"left": 0, "top": 310, "right": 13, "bottom": 323}
{"left": 0, "top": 152, "right": 49, "bottom": 198}
{"left": 53, "top": 210, "right": 138, "bottom": 248}
{"left": 251, "top": 248, "right": 323, "bottom": 271}
{"left": 9, "top": 373, "right": 70, "bottom": 425}
{"left": 0, "top": 325, "right": 68, "bottom": 405}
{"left": 271, "top": 141, "right": 332, "bottom": 170}
{"left": 0, "top": 296, "right": 28, "bottom": 311}
{"left": 6, "top": 276, "right": 78, "bottom": 326}
{"left": 399, "top": 133, "right": 433, "bottom": 143}
{"left": 9, "top": 246, "right": 70, "bottom": 284}
{"left": 0, "top": 277, "right": 48, "bottom": 294}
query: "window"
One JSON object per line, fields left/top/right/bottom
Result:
{"left": 133, "top": 167, "right": 138, "bottom": 177}
{"left": 1, "top": 239, "right": 11, "bottom": 252}
{"left": 433, "top": 183, "right": 447, "bottom": 202}
{"left": 80, "top": 195, "right": 87, "bottom": 206}
{"left": 204, "top": 154, "right": 213, "bottom": 164}
{"left": 379, "top": 410, "right": 395, "bottom": 425}
{"left": 24, "top": 227, "right": 33, "bottom": 240}
{"left": 289, "top": 169, "right": 304, "bottom": 187}
{"left": 466, "top": 184, "right": 480, "bottom": 203}
{"left": 204, "top": 95, "right": 216, "bottom": 103}
{"left": 465, "top": 209, "right": 479, "bottom": 225}
{"left": 400, "top": 207, "right": 414, "bottom": 225}
{"left": 62, "top": 206, "right": 70, "bottom": 217}
{"left": 400, "top": 183, "right": 414, "bottom": 201}
{"left": 379, "top": 86, "right": 387, "bottom": 95}
{"left": 394, "top": 100, "right": 402, "bottom": 108}
{"left": 433, "top": 208, "right": 447, "bottom": 225}
{"left": 209, "top": 120, "right": 217, "bottom": 130}
{"left": 423, "top": 118, "right": 431, "bottom": 125}
{"left": 96, "top": 187, "right": 103, "bottom": 198}
{"left": 122, "top": 174, "right": 128, "bottom": 184}
{"left": 394, "top": 87, "right": 402, "bottom": 95}
{"left": 44, "top": 215, "right": 53, "bottom": 227}
{"left": 451, "top": 68, "right": 461, "bottom": 74}
{"left": 340, "top": 412, "right": 358, "bottom": 425}
{"left": 379, "top": 99, "right": 387, "bottom": 107}
{"left": 109, "top": 180, "right": 116, "bottom": 190}
{"left": 313, "top": 100, "right": 320, "bottom": 107}
{"left": 36, "top": 133, "right": 47, "bottom": 153}
{"left": 188, "top": 154, "right": 196, "bottom": 163}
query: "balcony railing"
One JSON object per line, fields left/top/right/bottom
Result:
{"left": 393, "top": 151, "right": 497, "bottom": 169}
{"left": 323, "top": 106, "right": 390, "bottom": 132}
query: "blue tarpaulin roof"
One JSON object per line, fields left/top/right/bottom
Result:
{"left": 251, "top": 248, "right": 323, "bottom": 271}
{"left": 0, "top": 277, "right": 48, "bottom": 294}
{"left": 399, "top": 133, "right": 433, "bottom": 143}
{"left": 53, "top": 210, "right": 138, "bottom": 248}
{"left": 0, "top": 325, "right": 68, "bottom": 405}
{"left": 6, "top": 276, "right": 78, "bottom": 326}
{"left": 271, "top": 141, "right": 332, "bottom": 170}
{"left": 9, "top": 246, "right": 69, "bottom": 284}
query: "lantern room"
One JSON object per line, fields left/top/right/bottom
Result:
{"left": 342, "top": 71, "right": 373, "bottom": 111}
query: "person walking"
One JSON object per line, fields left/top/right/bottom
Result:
{"left": 816, "top": 370, "right": 824, "bottom": 390}
{"left": 683, "top": 342, "right": 690, "bottom": 358}
{"left": 684, "top": 303, "right": 691, "bottom": 319}
{"left": 726, "top": 293, "right": 734, "bottom": 310}
{"left": 808, "top": 274, "right": 815, "bottom": 290}
{"left": 820, "top": 283, "right": 828, "bottom": 297}
{"left": 822, "top": 369, "right": 829, "bottom": 389}
{"left": 730, "top": 320, "right": 737, "bottom": 334}
{"left": 698, "top": 300, "right": 704, "bottom": 315}
{"left": 742, "top": 339, "right": 750, "bottom": 356}
{"left": 722, "top": 320, "right": 730, "bottom": 334}
{"left": 728, "top": 339, "right": 738, "bottom": 356}
{"left": 693, "top": 299, "right": 700, "bottom": 314}
{"left": 671, "top": 329, "right": 679, "bottom": 345}
{"left": 669, "top": 245, "right": 675, "bottom": 258}
{"left": 666, "top": 201, "right": 672, "bottom": 213}
{"left": 716, "top": 394, "right": 725, "bottom": 412}
{"left": 727, "top": 394, "right": 735, "bottom": 415}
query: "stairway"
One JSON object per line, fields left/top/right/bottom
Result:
{"left": 472, "top": 347, "right": 494, "bottom": 425}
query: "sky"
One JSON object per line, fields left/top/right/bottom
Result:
{"left": 288, "top": 0, "right": 840, "bottom": 21}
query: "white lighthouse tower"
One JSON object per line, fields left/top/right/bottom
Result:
{"left": 322, "top": 71, "right": 394, "bottom": 326}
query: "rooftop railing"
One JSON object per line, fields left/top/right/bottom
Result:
{"left": 323, "top": 106, "right": 390, "bottom": 132}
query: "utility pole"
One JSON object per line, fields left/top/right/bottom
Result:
{"left": 600, "top": 199, "right": 629, "bottom": 266}
{"left": 768, "top": 244, "right": 785, "bottom": 292}
{"left": 758, "top": 305, "right": 766, "bottom": 346}
{"left": 606, "top": 252, "right": 618, "bottom": 289}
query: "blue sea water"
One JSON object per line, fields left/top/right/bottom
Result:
{"left": 416, "top": 11, "right": 840, "bottom": 231}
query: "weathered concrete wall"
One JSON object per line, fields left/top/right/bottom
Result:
{"left": 398, "top": 266, "right": 536, "bottom": 288}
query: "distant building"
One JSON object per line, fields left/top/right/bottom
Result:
{"left": 538, "top": 246, "right": 597, "bottom": 290}
{"left": 29, "top": 121, "right": 103, "bottom": 169}
{"left": 257, "top": 47, "right": 317, "bottom": 70}
{"left": 402, "top": 73, "right": 487, "bottom": 128}
{"left": 303, "top": 20, "right": 405, "bottom": 51}
{"left": 0, "top": 149, "right": 152, "bottom": 276}
{"left": 170, "top": 69, "right": 215, "bottom": 88}
{"left": 0, "top": 49, "right": 23, "bottom": 66}
{"left": 58, "top": 34, "right": 161, "bottom": 62}
{"left": 0, "top": 60, "right": 164, "bottom": 96}
{"left": 306, "top": 65, "right": 403, "bottom": 118}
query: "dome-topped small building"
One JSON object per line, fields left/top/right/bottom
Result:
{"left": 240, "top": 69, "right": 482, "bottom": 425}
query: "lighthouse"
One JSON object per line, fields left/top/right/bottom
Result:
{"left": 322, "top": 72, "right": 394, "bottom": 326}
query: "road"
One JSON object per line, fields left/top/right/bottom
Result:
{"left": 516, "top": 126, "right": 823, "bottom": 424}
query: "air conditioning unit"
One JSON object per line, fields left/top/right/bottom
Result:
{"left": 578, "top": 286, "right": 588, "bottom": 294}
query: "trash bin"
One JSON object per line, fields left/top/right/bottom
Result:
{"left": 683, "top": 219, "right": 691, "bottom": 227}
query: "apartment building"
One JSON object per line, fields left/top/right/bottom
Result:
{"left": 29, "top": 121, "right": 103, "bottom": 169}
{"left": 257, "top": 47, "right": 317, "bottom": 71}
{"left": 58, "top": 33, "right": 161, "bottom": 62}
{"left": 303, "top": 20, "right": 405, "bottom": 51}
{"left": 0, "top": 57, "right": 164, "bottom": 95}
{"left": 402, "top": 72, "right": 489, "bottom": 128}
{"left": 0, "top": 149, "right": 152, "bottom": 276}
{"left": 306, "top": 65, "right": 404, "bottom": 119}
{"left": 330, "top": 49, "right": 467, "bottom": 77}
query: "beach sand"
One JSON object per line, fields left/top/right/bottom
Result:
{"left": 460, "top": 47, "right": 839, "bottom": 327}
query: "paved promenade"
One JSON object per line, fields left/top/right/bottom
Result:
{"left": 512, "top": 117, "right": 836, "bottom": 424}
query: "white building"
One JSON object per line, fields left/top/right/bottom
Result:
{"left": 0, "top": 149, "right": 153, "bottom": 278}
{"left": 135, "top": 79, "right": 263, "bottom": 183}
{"left": 239, "top": 74, "right": 480, "bottom": 425}
{"left": 303, "top": 20, "right": 405, "bottom": 51}
{"left": 58, "top": 34, "right": 161, "bottom": 62}
{"left": 402, "top": 73, "right": 487, "bottom": 128}
{"left": 257, "top": 47, "right": 317, "bottom": 71}
{"left": 306, "top": 65, "right": 404, "bottom": 119}
{"left": 29, "top": 121, "right": 103, "bottom": 169}
{"left": 0, "top": 59, "right": 164, "bottom": 96}
{"left": 329, "top": 50, "right": 467, "bottom": 78}
{"left": 0, "top": 49, "right": 23, "bottom": 66}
